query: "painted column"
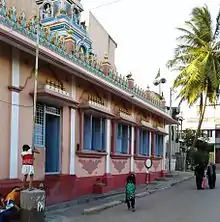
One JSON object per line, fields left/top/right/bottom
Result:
{"left": 106, "top": 119, "right": 111, "bottom": 174}
{"left": 79, "top": 110, "right": 84, "bottom": 151}
{"left": 111, "top": 120, "right": 116, "bottom": 153}
{"left": 69, "top": 108, "right": 76, "bottom": 175}
{"left": 149, "top": 131, "right": 152, "bottom": 157}
{"left": 70, "top": 76, "right": 76, "bottom": 174}
{"left": 151, "top": 132, "right": 155, "bottom": 157}
{"left": 130, "top": 126, "right": 135, "bottom": 172}
{"left": 162, "top": 135, "right": 166, "bottom": 171}
{"left": 9, "top": 48, "right": 20, "bottom": 179}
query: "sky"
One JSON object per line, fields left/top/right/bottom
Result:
{"left": 81, "top": 0, "right": 219, "bottom": 109}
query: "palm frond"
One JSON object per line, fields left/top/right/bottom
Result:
{"left": 213, "top": 8, "right": 220, "bottom": 40}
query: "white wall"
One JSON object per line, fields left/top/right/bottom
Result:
{"left": 82, "top": 11, "right": 117, "bottom": 68}
{"left": 183, "top": 104, "right": 220, "bottom": 130}
{"left": 7, "top": 0, "right": 38, "bottom": 19}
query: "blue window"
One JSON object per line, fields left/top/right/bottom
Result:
{"left": 138, "top": 129, "right": 150, "bottom": 156}
{"left": 116, "top": 124, "right": 131, "bottom": 154}
{"left": 155, "top": 134, "right": 164, "bottom": 156}
{"left": 83, "top": 114, "right": 106, "bottom": 151}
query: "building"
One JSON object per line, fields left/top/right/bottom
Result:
{"left": 0, "top": 0, "right": 177, "bottom": 205}
{"left": 183, "top": 103, "right": 220, "bottom": 163}
{"left": 82, "top": 11, "right": 117, "bottom": 69}
{"left": 164, "top": 107, "right": 183, "bottom": 171}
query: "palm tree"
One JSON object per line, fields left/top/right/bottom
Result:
{"left": 167, "top": 5, "right": 220, "bottom": 149}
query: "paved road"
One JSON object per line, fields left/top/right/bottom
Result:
{"left": 72, "top": 175, "right": 220, "bottom": 222}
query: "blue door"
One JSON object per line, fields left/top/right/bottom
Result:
{"left": 45, "top": 114, "right": 60, "bottom": 173}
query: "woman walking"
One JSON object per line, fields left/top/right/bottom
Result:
{"left": 194, "top": 163, "right": 205, "bottom": 190}
{"left": 207, "top": 162, "right": 216, "bottom": 189}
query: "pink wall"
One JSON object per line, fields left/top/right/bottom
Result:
{"left": 134, "top": 160, "right": 146, "bottom": 174}
{"left": 151, "top": 159, "right": 162, "bottom": 173}
{"left": 19, "top": 51, "right": 44, "bottom": 180}
{"left": 75, "top": 156, "right": 105, "bottom": 177}
{"left": 111, "top": 159, "right": 130, "bottom": 175}
{"left": 0, "top": 42, "right": 11, "bottom": 179}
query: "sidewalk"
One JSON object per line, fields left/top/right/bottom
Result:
{"left": 45, "top": 171, "right": 193, "bottom": 222}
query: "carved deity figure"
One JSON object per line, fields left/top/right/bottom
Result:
{"left": 18, "top": 11, "right": 26, "bottom": 27}
{"left": 0, "top": 0, "right": 6, "bottom": 8}
{"left": 0, "top": 0, "right": 6, "bottom": 16}
{"left": 43, "top": 3, "right": 52, "bottom": 18}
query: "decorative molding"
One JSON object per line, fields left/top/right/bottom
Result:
{"left": 110, "top": 153, "right": 131, "bottom": 160}
{"left": 76, "top": 151, "right": 107, "bottom": 159}
{"left": 135, "top": 161, "right": 145, "bottom": 172}
{"left": 134, "top": 155, "right": 148, "bottom": 160}
{"left": 78, "top": 158, "right": 101, "bottom": 175}
{"left": 112, "top": 160, "right": 127, "bottom": 173}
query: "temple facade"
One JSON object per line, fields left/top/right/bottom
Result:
{"left": 0, "top": 0, "right": 177, "bottom": 205}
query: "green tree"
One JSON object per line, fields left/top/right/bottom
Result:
{"left": 182, "top": 128, "right": 209, "bottom": 148}
{"left": 167, "top": 5, "right": 220, "bottom": 149}
{"left": 182, "top": 128, "right": 210, "bottom": 166}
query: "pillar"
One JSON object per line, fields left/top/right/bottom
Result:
{"left": 20, "top": 189, "right": 45, "bottom": 222}
{"left": 162, "top": 135, "right": 166, "bottom": 170}
{"left": 9, "top": 47, "right": 20, "bottom": 179}
{"left": 103, "top": 119, "right": 113, "bottom": 188}
{"left": 151, "top": 132, "right": 155, "bottom": 157}
{"left": 134, "top": 127, "right": 139, "bottom": 155}
{"left": 111, "top": 120, "right": 116, "bottom": 153}
{"left": 130, "top": 126, "right": 135, "bottom": 172}
{"left": 69, "top": 108, "right": 76, "bottom": 175}
{"left": 70, "top": 76, "right": 76, "bottom": 174}
{"left": 106, "top": 119, "right": 111, "bottom": 174}
{"left": 79, "top": 110, "right": 84, "bottom": 151}
{"left": 148, "top": 131, "right": 152, "bottom": 156}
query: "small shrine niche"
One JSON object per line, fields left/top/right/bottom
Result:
{"left": 79, "top": 45, "right": 86, "bottom": 55}
{"left": 42, "top": 2, "right": 53, "bottom": 19}
{"left": 72, "top": 6, "right": 80, "bottom": 24}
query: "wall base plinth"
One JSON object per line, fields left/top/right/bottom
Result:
{"left": 0, "top": 171, "right": 163, "bottom": 205}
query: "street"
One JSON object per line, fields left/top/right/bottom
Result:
{"left": 72, "top": 175, "right": 220, "bottom": 222}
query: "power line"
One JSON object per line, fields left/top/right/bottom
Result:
{"left": 90, "top": 0, "right": 125, "bottom": 10}
{"left": 0, "top": 99, "right": 33, "bottom": 107}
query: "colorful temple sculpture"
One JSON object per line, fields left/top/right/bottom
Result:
{"left": 0, "top": 0, "right": 178, "bottom": 205}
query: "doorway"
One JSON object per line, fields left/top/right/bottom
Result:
{"left": 45, "top": 113, "right": 60, "bottom": 173}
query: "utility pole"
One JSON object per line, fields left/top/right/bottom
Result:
{"left": 168, "top": 88, "right": 172, "bottom": 172}
{"left": 32, "top": 7, "right": 40, "bottom": 148}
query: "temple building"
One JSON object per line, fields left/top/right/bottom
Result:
{"left": 0, "top": 0, "right": 177, "bottom": 205}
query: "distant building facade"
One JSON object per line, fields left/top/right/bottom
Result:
{"left": 183, "top": 103, "right": 220, "bottom": 163}
{"left": 82, "top": 11, "right": 117, "bottom": 69}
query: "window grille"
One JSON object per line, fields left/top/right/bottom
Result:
{"left": 34, "top": 104, "right": 45, "bottom": 147}
{"left": 34, "top": 104, "right": 60, "bottom": 147}
{"left": 46, "top": 106, "right": 60, "bottom": 115}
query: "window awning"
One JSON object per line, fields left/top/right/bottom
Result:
{"left": 139, "top": 120, "right": 156, "bottom": 131}
{"left": 156, "top": 126, "right": 168, "bottom": 135}
{"left": 114, "top": 112, "right": 137, "bottom": 125}
{"left": 30, "top": 84, "right": 78, "bottom": 108}
{"left": 79, "top": 100, "right": 115, "bottom": 118}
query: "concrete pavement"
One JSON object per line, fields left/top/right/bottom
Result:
{"left": 46, "top": 172, "right": 193, "bottom": 222}
{"left": 71, "top": 175, "right": 220, "bottom": 222}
